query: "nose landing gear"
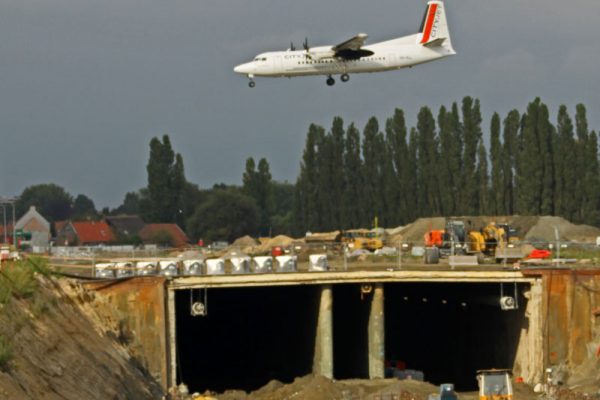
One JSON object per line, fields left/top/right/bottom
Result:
{"left": 248, "top": 75, "right": 255, "bottom": 88}
{"left": 326, "top": 75, "right": 335, "bottom": 86}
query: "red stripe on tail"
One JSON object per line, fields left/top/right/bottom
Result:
{"left": 420, "top": 3, "right": 438, "bottom": 44}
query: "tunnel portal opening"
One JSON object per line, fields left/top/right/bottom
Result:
{"left": 175, "top": 285, "right": 319, "bottom": 393}
{"left": 384, "top": 282, "right": 528, "bottom": 391}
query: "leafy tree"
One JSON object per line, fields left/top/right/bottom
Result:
{"left": 113, "top": 191, "right": 142, "bottom": 215}
{"left": 186, "top": 189, "right": 258, "bottom": 243}
{"left": 437, "top": 106, "right": 458, "bottom": 216}
{"left": 406, "top": 128, "right": 419, "bottom": 221}
{"left": 243, "top": 157, "right": 274, "bottom": 235}
{"left": 141, "top": 135, "right": 187, "bottom": 224}
{"left": 16, "top": 184, "right": 73, "bottom": 222}
{"left": 72, "top": 194, "right": 97, "bottom": 220}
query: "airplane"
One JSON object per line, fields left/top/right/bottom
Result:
{"left": 234, "top": 0, "right": 455, "bottom": 87}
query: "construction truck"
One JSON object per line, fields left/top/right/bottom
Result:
{"left": 343, "top": 229, "right": 383, "bottom": 252}
{"left": 476, "top": 369, "right": 514, "bottom": 400}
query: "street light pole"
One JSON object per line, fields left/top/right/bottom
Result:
{"left": 1, "top": 204, "right": 6, "bottom": 243}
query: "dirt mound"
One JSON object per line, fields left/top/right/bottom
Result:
{"left": 232, "top": 235, "right": 259, "bottom": 248}
{"left": 255, "top": 235, "right": 295, "bottom": 253}
{"left": 391, "top": 215, "right": 600, "bottom": 245}
{"left": 526, "top": 216, "right": 600, "bottom": 243}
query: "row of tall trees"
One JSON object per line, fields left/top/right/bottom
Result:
{"left": 293, "top": 97, "right": 600, "bottom": 234}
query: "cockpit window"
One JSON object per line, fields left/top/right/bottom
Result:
{"left": 253, "top": 57, "right": 268, "bottom": 62}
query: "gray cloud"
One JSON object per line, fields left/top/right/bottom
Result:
{"left": 1, "top": 0, "right": 599, "bottom": 208}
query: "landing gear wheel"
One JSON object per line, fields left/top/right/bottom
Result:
{"left": 326, "top": 76, "right": 335, "bottom": 86}
{"left": 248, "top": 80, "right": 256, "bottom": 88}
{"left": 341, "top": 73, "right": 350, "bottom": 82}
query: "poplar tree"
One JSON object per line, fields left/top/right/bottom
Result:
{"left": 407, "top": 128, "right": 419, "bottom": 221}
{"left": 461, "top": 97, "right": 483, "bottom": 215}
{"left": 143, "top": 135, "right": 187, "bottom": 223}
{"left": 437, "top": 106, "right": 456, "bottom": 215}
{"left": 362, "top": 117, "right": 385, "bottom": 227}
{"left": 489, "top": 113, "right": 503, "bottom": 215}
{"left": 342, "top": 123, "right": 364, "bottom": 228}
{"left": 502, "top": 110, "right": 520, "bottom": 215}
{"left": 554, "top": 106, "right": 576, "bottom": 219}
{"left": 386, "top": 109, "right": 410, "bottom": 224}
{"left": 416, "top": 106, "right": 440, "bottom": 216}
{"left": 330, "top": 117, "right": 346, "bottom": 228}
{"left": 293, "top": 124, "right": 322, "bottom": 233}
{"left": 476, "top": 141, "right": 489, "bottom": 215}
{"left": 243, "top": 158, "right": 274, "bottom": 235}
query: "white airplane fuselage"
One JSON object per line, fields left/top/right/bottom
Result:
{"left": 234, "top": 1, "right": 455, "bottom": 86}
{"left": 235, "top": 35, "right": 454, "bottom": 79}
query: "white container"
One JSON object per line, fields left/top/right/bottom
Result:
{"left": 136, "top": 261, "right": 157, "bottom": 276}
{"left": 182, "top": 259, "right": 204, "bottom": 276}
{"left": 252, "top": 256, "right": 273, "bottom": 273}
{"left": 309, "top": 254, "right": 328, "bottom": 271}
{"left": 206, "top": 259, "right": 225, "bottom": 275}
{"left": 158, "top": 260, "right": 179, "bottom": 276}
{"left": 95, "top": 262, "right": 115, "bottom": 278}
{"left": 275, "top": 255, "right": 297, "bottom": 272}
{"left": 231, "top": 256, "right": 251, "bottom": 274}
{"left": 115, "top": 262, "right": 135, "bottom": 278}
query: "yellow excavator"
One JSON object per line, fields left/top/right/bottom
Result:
{"left": 468, "top": 222, "right": 522, "bottom": 263}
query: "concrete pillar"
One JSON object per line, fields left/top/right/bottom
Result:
{"left": 313, "top": 284, "right": 333, "bottom": 378}
{"left": 368, "top": 283, "right": 385, "bottom": 379}
{"left": 167, "top": 287, "right": 177, "bottom": 389}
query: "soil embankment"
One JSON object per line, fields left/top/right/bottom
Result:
{"left": 0, "top": 261, "right": 163, "bottom": 400}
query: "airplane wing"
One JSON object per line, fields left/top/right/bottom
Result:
{"left": 332, "top": 33, "right": 368, "bottom": 52}
{"left": 331, "top": 33, "right": 373, "bottom": 59}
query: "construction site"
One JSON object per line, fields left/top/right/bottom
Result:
{"left": 2, "top": 215, "right": 600, "bottom": 399}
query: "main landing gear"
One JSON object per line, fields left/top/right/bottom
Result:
{"left": 326, "top": 74, "right": 350, "bottom": 86}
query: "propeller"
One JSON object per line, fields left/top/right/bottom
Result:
{"left": 303, "top": 37, "right": 309, "bottom": 51}
{"left": 290, "top": 42, "right": 296, "bottom": 51}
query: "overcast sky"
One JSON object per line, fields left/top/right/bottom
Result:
{"left": 1, "top": 0, "right": 599, "bottom": 209}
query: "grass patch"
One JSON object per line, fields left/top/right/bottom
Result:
{"left": 557, "top": 246, "right": 600, "bottom": 260}
{"left": 0, "top": 334, "right": 12, "bottom": 371}
{"left": 0, "top": 257, "right": 52, "bottom": 302}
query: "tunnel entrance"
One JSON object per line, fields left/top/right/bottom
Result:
{"left": 175, "top": 286, "right": 319, "bottom": 393}
{"left": 384, "top": 282, "right": 528, "bottom": 390}
{"left": 332, "top": 284, "right": 370, "bottom": 379}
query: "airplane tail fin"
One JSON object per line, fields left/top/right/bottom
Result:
{"left": 418, "top": 1, "right": 453, "bottom": 49}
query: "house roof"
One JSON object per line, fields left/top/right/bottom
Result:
{"left": 105, "top": 215, "right": 145, "bottom": 237}
{"left": 72, "top": 220, "right": 116, "bottom": 244}
{"left": 139, "top": 224, "right": 190, "bottom": 247}
{"left": 54, "top": 221, "right": 68, "bottom": 234}
{"left": 15, "top": 206, "right": 50, "bottom": 231}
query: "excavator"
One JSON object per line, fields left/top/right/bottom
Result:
{"left": 468, "top": 222, "right": 521, "bottom": 263}
{"left": 425, "top": 220, "right": 521, "bottom": 264}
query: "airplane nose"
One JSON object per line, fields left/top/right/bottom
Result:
{"left": 234, "top": 62, "right": 253, "bottom": 74}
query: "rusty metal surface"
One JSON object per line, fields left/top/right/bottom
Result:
{"left": 540, "top": 270, "right": 600, "bottom": 368}
{"left": 83, "top": 277, "right": 168, "bottom": 389}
